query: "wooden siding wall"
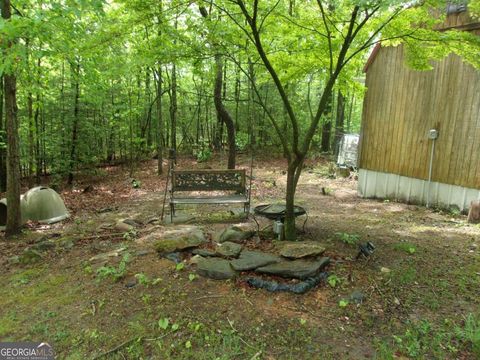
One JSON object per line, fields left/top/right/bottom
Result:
{"left": 359, "top": 45, "right": 480, "bottom": 189}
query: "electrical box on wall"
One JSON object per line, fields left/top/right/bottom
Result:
{"left": 428, "top": 129, "right": 439, "bottom": 140}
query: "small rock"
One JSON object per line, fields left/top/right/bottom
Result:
{"left": 89, "top": 247, "right": 127, "bottom": 262}
{"left": 197, "top": 257, "right": 237, "bottom": 280}
{"left": 256, "top": 257, "right": 330, "bottom": 279}
{"left": 394, "top": 297, "right": 401, "bottom": 306}
{"left": 163, "top": 252, "right": 182, "bottom": 264}
{"left": 115, "top": 220, "right": 134, "bottom": 232}
{"left": 277, "top": 241, "right": 326, "bottom": 259}
{"left": 192, "top": 248, "right": 216, "bottom": 257}
{"left": 380, "top": 267, "right": 391, "bottom": 273}
{"left": 125, "top": 277, "right": 137, "bottom": 288}
{"left": 349, "top": 290, "right": 365, "bottom": 304}
{"left": 231, "top": 250, "right": 282, "bottom": 271}
{"left": 189, "top": 255, "right": 204, "bottom": 265}
{"left": 215, "top": 242, "right": 243, "bottom": 258}
{"left": 218, "top": 226, "right": 254, "bottom": 244}
{"left": 123, "top": 219, "right": 142, "bottom": 227}
{"left": 135, "top": 249, "right": 152, "bottom": 257}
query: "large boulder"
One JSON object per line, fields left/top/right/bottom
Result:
{"left": 231, "top": 250, "right": 282, "bottom": 271}
{"left": 215, "top": 242, "right": 243, "bottom": 258}
{"left": 276, "top": 241, "right": 326, "bottom": 259}
{"left": 218, "top": 226, "right": 254, "bottom": 244}
{"left": 152, "top": 226, "right": 206, "bottom": 253}
{"left": 197, "top": 257, "right": 237, "bottom": 280}
{"left": 256, "top": 257, "right": 330, "bottom": 279}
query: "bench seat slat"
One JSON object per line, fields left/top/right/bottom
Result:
{"left": 171, "top": 195, "right": 248, "bottom": 205}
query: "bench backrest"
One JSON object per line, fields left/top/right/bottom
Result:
{"left": 171, "top": 169, "right": 246, "bottom": 193}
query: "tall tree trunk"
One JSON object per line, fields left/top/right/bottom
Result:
{"left": 0, "top": 74, "right": 6, "bottom": 192}
{"left": 320, "top": 93, "right": 333, "bottom": 153}
{"left": 2, "top": 0, "right": 21, "bottom": 236}
{"left": 67, "top": 62, "right": 80, "bottom": 185}
{"left": 26, "top": 38, "right": 35, "bottom": 187}
{"left": 214, "top": 55, "right": 236, "bottom": 169}
{"left": 34, "top": 57, "right": 42, "bottom": 183}
{"left": 334, "top": 90, "right": 345, "bottom": 156}
{"left": 169, "top": 64, "right": 177, "bottom": 153}
{"left": 347, "top": 93, "right": 355, "bottom": 132}
{"left": 156, "top": 66, "right": 164, "bottom": 175}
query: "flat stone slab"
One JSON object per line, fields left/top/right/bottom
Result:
{"left": 218, "top": 226, "right": 254, "bottom": 244}
{"left": 215, "top": 242, "right": 243, "bottom": 258}
{"left": 256, "top": 257, "right": 330, "bottom": 279}
{"left": 197, "top": 257, "right": 237, "bottom": 280}
{"left": 231, "top": 250, "right": 282, "bottom": 271}
{"left": 152, "top": 225, "right": 206, "bottom": 253}
{"left": 277, "top": 241, "right": 326, "bottom": 259}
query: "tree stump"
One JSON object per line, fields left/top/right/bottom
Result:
{"left": 467, "top": 200, "right": 480, "bottom": 224}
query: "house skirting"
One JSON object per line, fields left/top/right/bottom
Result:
{"left": 358, "top": 169, "right": 480, "bottom": 211}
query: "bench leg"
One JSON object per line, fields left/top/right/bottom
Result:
{"left": 170, "top": 203, "right": 175, "bottom": 223}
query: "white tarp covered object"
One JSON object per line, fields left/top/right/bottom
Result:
{"left": 337, "top": 134, "right": 359, "bottom": 168}
{"left": 0, "top": 186, "right": 69, "bottom": 231}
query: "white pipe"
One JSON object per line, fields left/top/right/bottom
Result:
{"left": 426, "top": 138, "right": 436, "bottom": 208}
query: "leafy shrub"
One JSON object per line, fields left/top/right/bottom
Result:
{"left": 235, "top": 132, "right": 249, "bottom": 151}
{"left": 335, "top": 232, "right": 359, "bottom": 245}
{"left": 196, "top": 148, "right": 212, "bottom": 163}
{"left": 96, "top": 253, "right": 131, "bottom": 282}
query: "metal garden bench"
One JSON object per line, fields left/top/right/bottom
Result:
{"left": 169, "top": 169, "right": 251, "bottom": 221}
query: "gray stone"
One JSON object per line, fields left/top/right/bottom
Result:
{"left": 277, "top": 241, "right": 326, "bottom": 259}
{"left": 215, "top": 242, "right": 243, "bottom": 258}
{"left": 163, "top": 252, "right": 182, "bottom": 264}
{"left": 153, "top": 226, "right": 206, "bottom": 253}
{"left": 218, "top": 226, "right": 254, "bottom": 244}
{"left": 123, "top": 219, "right": 142, "bottom": 227}
{"left": 89, "top": 247, "right": 127, "bottom": 262}
{"left": 192, "top": 248, "right": 216, "bottom": 257}
{"left": 349, "top": 290, "right": 365, "bottom": 304}
{"left": 231, "top": 250, "right": 282, "bottom": 271}
{"left": 256, "top": 257, "right": 330, "bottom": 279}
{"left": 189, "top": 255, "right": 204, "bottom": 265}
{"left": 135, "top": 249, "right": 152, "bottom": 257}
{"left": 197, "top": 257, "right": 237, "bottom": 280}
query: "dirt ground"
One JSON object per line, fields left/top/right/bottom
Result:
{"left": 0, "top": 154, "right": 479, "bottom": 359}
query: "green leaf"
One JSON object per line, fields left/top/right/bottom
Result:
{"left": 158, "top": 318, "right": 169, "bottom": 330}
{"left": 176, "top": 263, "right": 185, "bottom": 271}
{"left": 339, "top": 299, "right": 349, "bottom": 308}
{"left": 185, "top": 340, "right": 192, "bottom": 349}
{"left": 188, "top": 273, "right": 196, "bottom": 281}
{"left": 172, "top": 323, "right": 179, "bottom": 331}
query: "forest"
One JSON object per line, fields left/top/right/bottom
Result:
{"left": 1, "top": 1, "right": 480, "bottom": 359}
{"left": 2, "top": 0, "right": 478, "bottom": 237}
